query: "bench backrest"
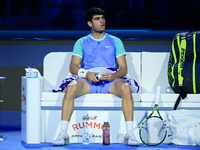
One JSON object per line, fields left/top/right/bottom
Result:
{"left": 43, "top": 52, "right": 141, "bottom": 91}
{"left": 141, "top": 52, "right": 170, "bottom": 92}
{"left": 43, "top": 52, "right": 72, "bottom": 91}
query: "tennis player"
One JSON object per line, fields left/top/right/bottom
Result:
{"left": 53, "top": 7, "right": 139, "bottom": 146}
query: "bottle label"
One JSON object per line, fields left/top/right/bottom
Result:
{"left": 103, "top": 126, "right": 110, "bottom": 130}
{"left": 103, "top": 129, "right": 110, "bottom": 144}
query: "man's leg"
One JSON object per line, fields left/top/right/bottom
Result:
{"left": 62, "top": 78, "right": 90, "bottom": 121}
{"left": 53, "top": 78, "right": 90, "bottom": 146}
{"left": 109, "top": 78, "right": 139, "bottom": 146}
{"left": 109, "top": 78, "right": 133, "bottom": 121}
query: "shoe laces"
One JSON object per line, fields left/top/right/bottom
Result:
{"left": 57, "top": 130, "right": 67, "bottom": 139}
{"left": 127, "top": 131, "right": 136, "bottom": 140}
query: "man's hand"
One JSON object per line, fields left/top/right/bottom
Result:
{"left": 100, "top": 73, "right": 116, "bottom": 81}
{"left": 86, "top": 72, "right": 100, "bottom": 83}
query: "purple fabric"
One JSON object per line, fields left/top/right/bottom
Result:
{"left": 52, "top": 67, "right": 140, "bottom": 93}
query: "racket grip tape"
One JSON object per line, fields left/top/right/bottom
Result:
{"left": 155, "top": 86, "right": 161, "bottom": 105}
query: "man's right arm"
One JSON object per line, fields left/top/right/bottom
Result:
{"left": 69, "top": 55, "right": 82, "bottom": 75}
{"left": 69, "top": 55, "right": 99, "bottom": 82}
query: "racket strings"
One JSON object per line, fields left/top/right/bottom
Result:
{"left": 140, "top": 117, "right": 166, "bottom": 145}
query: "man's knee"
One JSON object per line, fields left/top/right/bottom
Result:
{"left": 64, "top": 79, "right": 89, "bottom": 98}
{"left": 64, "top": 80, "right": 78, "bottom": 98}
{"left": 69, "top": 80, "right": 77, "bottom": 86}
{"left": 121, "top": 82, "right": 132, "bottom": 95}
{"left": 67, "top": 80, "right": 78, "bottom": 92}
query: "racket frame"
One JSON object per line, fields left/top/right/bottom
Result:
{"left": 139, "top": 104, "right": 167, "bottom": 146}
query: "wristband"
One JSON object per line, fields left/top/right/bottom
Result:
{"left": 78, "top": 68, "right": 88, "bottom": 78}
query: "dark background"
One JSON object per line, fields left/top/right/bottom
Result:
{"left": 0, "top": 0, "right": 199, "bottom": 30}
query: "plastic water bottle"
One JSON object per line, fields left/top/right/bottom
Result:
{"left": 103, "top": 122, "right": 110, "bottom": 145}
{"left": 165, "top": 86, "right": 173, "bottom": 93}
{"left": 83, "top": 124, "right": 89, "bottom": 145}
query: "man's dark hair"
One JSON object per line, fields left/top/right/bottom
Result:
{"left": 84, "top": 7, "right": 105, "bottom": 22}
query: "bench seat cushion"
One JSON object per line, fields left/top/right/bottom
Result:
{"left": 41, "top": 91, "right": 140, "bottom": 107}
{"left": 141, "top": 92, "right": 200, "bottom": 109}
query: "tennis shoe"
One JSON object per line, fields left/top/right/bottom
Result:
{"left": 124, "top": 131, "right": 139, "bottom": 146}
{"left": 52, "top": 130, "right": 69, "bottom": 146}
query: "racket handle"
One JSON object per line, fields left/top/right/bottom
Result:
{"left": 155, "top": 86, "right": 161, "bottom": 105}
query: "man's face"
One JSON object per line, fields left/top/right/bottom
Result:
{"left": 88, "top": 15, "right": 106, "bottom": 33}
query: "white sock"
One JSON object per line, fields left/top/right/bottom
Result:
{"left": 61, "top": 120, "right": 69, "bottom": 132}
{"left": 125, "top": 121, "right": 133, "bottom": 133}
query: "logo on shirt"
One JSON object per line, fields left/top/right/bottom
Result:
{"left": 106, "top": 46, "right": 111, "bottom": 48}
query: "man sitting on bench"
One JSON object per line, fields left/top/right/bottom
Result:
{"left": 53, "top": 7, "right": 139, "bottom": 146}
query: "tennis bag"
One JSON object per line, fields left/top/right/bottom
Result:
{"left": 167, "top": 30, "right": 200, "bottom": 109}
{"left": 167, "top": 110, "right": 200, "bottom": 146}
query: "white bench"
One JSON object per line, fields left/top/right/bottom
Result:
{"left": 21, "top": 52, "right": 200, "bottom": 144}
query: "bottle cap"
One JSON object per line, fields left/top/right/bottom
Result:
{"left": 103, "top": 122, "right": 110, "bottom": 125}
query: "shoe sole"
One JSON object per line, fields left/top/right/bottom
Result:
{"left": 124, "top": 137, "right": 128, "bottom": 145}
{"left": 53, "top": 138, "right": 69, "bottom": 146}
{"left": 124, "top": 137, "right": 139, "bottom": 146}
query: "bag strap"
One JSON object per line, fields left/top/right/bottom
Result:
{"left": 174, "top": 94, "right": 181, "bottom": 110}
{"left": 173, "top": 87, "right": 187, "bottom": 110}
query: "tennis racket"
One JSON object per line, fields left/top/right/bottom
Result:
{"left": 139, "top": 86, "right": 167, "bottom": 146}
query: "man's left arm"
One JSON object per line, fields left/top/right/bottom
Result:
{"left": 100, "top": 55, "right": 127, "bottom": 81}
